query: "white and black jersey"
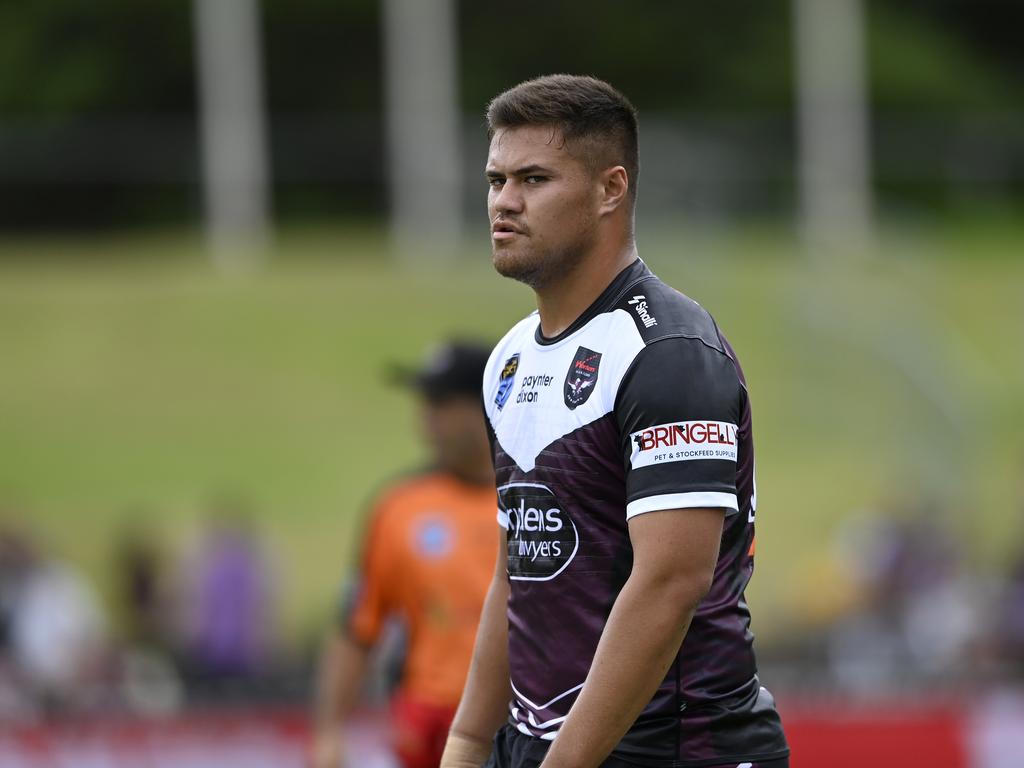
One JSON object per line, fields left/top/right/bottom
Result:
{"left": 482, "top": 259, "right": 788, "bottom": 767}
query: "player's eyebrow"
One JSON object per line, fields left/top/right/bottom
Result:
{"left": 486, "top": 164, "right": 554, "bottom": 179}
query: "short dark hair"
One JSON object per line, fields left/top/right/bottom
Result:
{"left": 486, "top": 74, "right": 639, "bottom": 203}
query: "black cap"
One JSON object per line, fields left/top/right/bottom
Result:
{"left": 390, "top": 340, "right": 491, "bottom": 401}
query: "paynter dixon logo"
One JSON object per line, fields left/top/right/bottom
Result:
{"left": 498, "top": 482, "right": 578, "bottom": 581}
{"left": 630, "top": 420, "right": 739, "bottom": 469}
{"left": 494, "top": 353, "right": 520, "bottom": 410}
{"left": 563, "top": 346, "right": 602, "bottom": 410}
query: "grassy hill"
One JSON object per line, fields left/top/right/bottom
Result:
{"left": 0, "top": 223, "right": 1021, "bottom": 645}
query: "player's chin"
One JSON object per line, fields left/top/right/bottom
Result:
{"left": 492, "top": 247, "right": 521, "bottom": 274}
{"left": 492, "top": 249, "right": 543, "bottom": 287}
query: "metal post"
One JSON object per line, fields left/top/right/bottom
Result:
{"left": 193, "top": 0, "right": 272, "bottom": 272}
{"left": 382, "top": 0, "right": 461, "bottom": 264}
{"left": 793, "top": 0, "right": 873, "bottom": 256}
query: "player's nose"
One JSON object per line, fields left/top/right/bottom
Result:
{"left": 491, "top": 179, "right": 524, "bottom": 214}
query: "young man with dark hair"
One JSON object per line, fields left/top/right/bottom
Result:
{"left": 440, "top": 75, "right": 789, "bottom": 768}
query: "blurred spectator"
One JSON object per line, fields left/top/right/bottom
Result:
{"left": 0, "top": 525, "right": 109, "bottom": 716}
{"left": 995, "top": 471, "right": 1024, "bottom": 676}
{"left": 997, "top": 551, "right": 1024, "bottom": 675}
{"left": 0, "top": 526, "right": 36, "bottom": 719}
{"left": 178, "top": 501, "right": 276, "bottom": 699}
{"left": 0, "top": 527, "right": 32, "bottom": 655}
{"left": 111, "top": 518, "right": 185, "bottom": 716}
{"left": 826, "top": 498, "right": 982, "bottom": 693}
{"left": 113, "top": 519, "right": 173, "bottom": 649}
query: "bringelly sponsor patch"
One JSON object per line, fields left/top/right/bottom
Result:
{"left": 629, "top": 420, "right": 738, "bottom": 469}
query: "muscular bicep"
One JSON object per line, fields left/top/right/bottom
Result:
{"left": 627, "top": 507, "right": 724, "bottom": 599}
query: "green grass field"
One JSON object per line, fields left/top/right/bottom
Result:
{"left": 1, "top": 224, "right": 1021, "bottom": 645}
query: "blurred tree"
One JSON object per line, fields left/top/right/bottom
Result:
{"left": 0, "top": 0, "right": 1020, "bottom": 231}
{"left": 261, "top": 0, "right": 386, "bottom": 219}
{"left": 869, "top": 0, "right": 1021, "bottom": 111}
{"left": 263, "top": 0, "right": 381, "bottom": 113}
{"left": 891, "top": 0, "right": 1024, "bottom": 82}
{"left": 0, "top": 0, "right": 193, "bottom": 114}
{"left": 459, "top": 1, "right": 794, "bottom": 113}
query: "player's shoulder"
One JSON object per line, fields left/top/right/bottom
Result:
{"left": 367, "top": 467, "right": 449, "bottom": 518}
{"left": 485, "top": 312, "right": 536, "bottom": 371}
{"left": 608, "top": 263, "right": 748, "bottom": 401}
{"left": 610, "top": 264, "right": 725, "bottom": 355}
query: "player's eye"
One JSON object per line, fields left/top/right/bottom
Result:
{"left": 487, "top": 177, "right": 505, "bottom": 189}
{"left": 524, "top": 175, "right": 547, "bottom": 184}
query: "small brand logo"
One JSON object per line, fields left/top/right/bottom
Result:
{"left": 627, "top": 295, "right": 657, "bottom": 328}
{"left": 629, "top": 420, "right": 739, "bottom": 469}
{"left": 515, "top": 372, "right": 554, "bottom": 405}
{"left": 563, "top": 346, "right": 601, "bottom": 410}
{"left": 494, "top": 353, "right": 520, "bottom": 410}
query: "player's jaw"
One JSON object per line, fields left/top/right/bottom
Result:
{"left": 489, "top": 214, "right": 536, "bottom": 281}
{"left": 491, "top": 236, "right": 543, "bottom": 288}
{"left": 492, "top": 230, "right": 593, "bottom": 291}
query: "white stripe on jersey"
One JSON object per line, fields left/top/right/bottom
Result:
{"left": 510, "top": 679, "right": 584, "bottom": 712}
{"left": 626, "top": 491, "right": 739, "bottom": 519}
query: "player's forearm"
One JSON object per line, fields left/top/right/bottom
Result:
{"left": 538, "top": 574, "right": 706, "bottom": 768}
{"left": 309, "top": 632, "right": 372, "bottom": 768}
{"left": 313, "top": 631, "right": 371, "bottom": 729}
{"left": 440, "top": 578, "right": 511, "bottom": 768}
{"left": 448, "top": 574, "right": 512, "bottom": 743}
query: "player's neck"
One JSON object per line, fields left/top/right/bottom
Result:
{"left": 448, "top": 461, "right": 495, "bottom": 488}
{"left": 535, "top": 240, "right": 637, "bottom": 339}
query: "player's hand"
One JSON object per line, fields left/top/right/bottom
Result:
{"left": 439, "top": 731, "right": 491, "bottom": 768}
{"left": 307, "top": 728, "right": 344, "bottom": 768}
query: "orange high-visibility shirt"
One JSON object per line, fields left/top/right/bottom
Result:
{"left": 345, "top": 471, "right": 497, "bottom": 706}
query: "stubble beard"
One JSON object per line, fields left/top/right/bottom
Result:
{"left": 492, "top": 230, "right": 595, "bottom": 291}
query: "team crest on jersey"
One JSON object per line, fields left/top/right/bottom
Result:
{"left": 563, "top": 346, "right": 601, "bottom": 410}
{"left": 494, "top": 353, "right": 520, "bottom": 410}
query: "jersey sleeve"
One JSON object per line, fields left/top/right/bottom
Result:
{"left": 615, "top": 336, "right": 744, "bottom": 519}
{"left": 338, "top": 503, "right": 395, "bottom": 646}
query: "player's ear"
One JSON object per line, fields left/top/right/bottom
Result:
{"left": 597, "top": 165, "right": 629, "bottom": 216}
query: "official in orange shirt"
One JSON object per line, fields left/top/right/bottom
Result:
{"left": 311, "top": 341, "right": 496, "bottom": 768}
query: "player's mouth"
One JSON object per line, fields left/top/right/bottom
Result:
{"left": 492, "top": 220, "right": 525, "bottom": 240}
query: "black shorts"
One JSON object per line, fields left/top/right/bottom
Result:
{"left": 483, "top": 723, "right": 790, "bottom": 768}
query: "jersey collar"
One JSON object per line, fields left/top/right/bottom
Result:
{"left": 534, "top": 258, "right": 651, "bottom": 346}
